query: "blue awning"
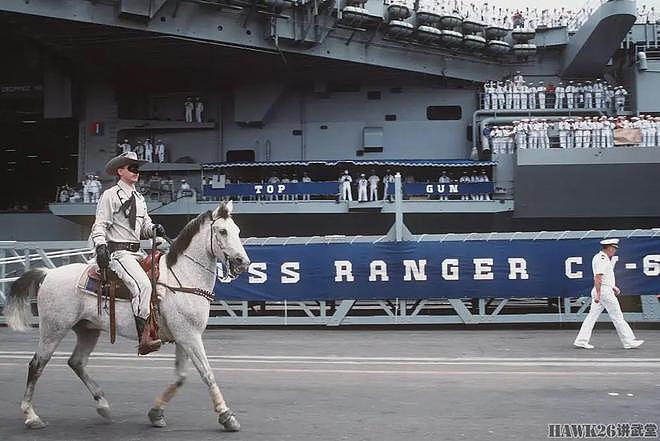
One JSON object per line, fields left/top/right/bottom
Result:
{"left": 202, "top": 159, "right": 496, "bottom": 169}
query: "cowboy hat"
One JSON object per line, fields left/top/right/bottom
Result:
{"left": 105, "top": 151, "right": 148, "bottom": 176}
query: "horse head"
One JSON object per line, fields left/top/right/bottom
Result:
{"left": 211, "top": 201, "right": 250, "bottom": 278}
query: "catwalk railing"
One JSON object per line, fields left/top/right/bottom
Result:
{"left": 1, "top": 229, "right": 659, "bottom": 326}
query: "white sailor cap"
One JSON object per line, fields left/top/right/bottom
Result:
{"left": 600, "top": 238, "right": 619, "bottom": 248}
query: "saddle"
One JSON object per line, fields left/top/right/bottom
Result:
{"left": 86, "top": 251, "right": 163, "bottom": 299}
{"left": 86, "top": 251, "right": 163, "bottom": 344}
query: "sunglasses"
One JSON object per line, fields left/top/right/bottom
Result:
{"left": 126, "top": 165, "right": 140, "bottom": 174}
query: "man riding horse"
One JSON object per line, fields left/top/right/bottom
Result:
{"left": 90, "top": 151, "right": 164, "bottom": 355}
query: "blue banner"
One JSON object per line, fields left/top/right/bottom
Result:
{"left": 203, "top": 183, "right": 338, "bottom": 197}
{"left": 214, "top": 238, "right": 660, "bottom": 301}
{"left": 204, "top": 182, "right": 494, "bottom": 197}
{"left": 398, "top": 182, "right": 494, "bottom": 196}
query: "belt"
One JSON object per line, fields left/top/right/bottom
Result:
{"left": 107, "top": 241, "right": 141, "bottom": 253}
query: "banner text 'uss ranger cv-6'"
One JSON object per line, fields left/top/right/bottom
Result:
{"left": 214, "top": 238, "right": 660, "bottom": 301}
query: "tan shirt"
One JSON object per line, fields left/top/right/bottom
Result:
{"left": 90, "top": 179, "right": 154, "bottom": 247}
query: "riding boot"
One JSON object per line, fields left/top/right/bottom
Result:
{"left": 134, "top": 315, "right": 162, "bottom": 355}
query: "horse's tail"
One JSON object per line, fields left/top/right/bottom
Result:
{"left": 5, "top": 268, "right": 48, "bottom": 332}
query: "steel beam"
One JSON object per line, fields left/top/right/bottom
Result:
{"left": 327, "top": 299, "right": 355, "bottom": 326}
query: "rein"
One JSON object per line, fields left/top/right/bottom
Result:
{"left": 156, "top": 220, "right": 234, "bottom": 303}
{"left": 156, "top": 281, "right": 215, "bottom": 302}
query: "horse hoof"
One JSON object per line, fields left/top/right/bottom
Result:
{"left": 96, "top": 405, "right": 112, "bottom": 421}
{"left": 148, "top": 407, "right": 167, "bottom": 428}
{"left": 25, "top": 418, "right": 47, "bottom": 430}
{"left": 218, "top": 409, "right": 240, "bottom": 432}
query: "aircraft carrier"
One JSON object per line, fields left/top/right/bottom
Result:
{"left": 0, "top": 0, "right": 659, "bottom": 240}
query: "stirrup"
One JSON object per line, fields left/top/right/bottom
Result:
{"left": 138, "top": 339, "right": 162, "bottom": 355}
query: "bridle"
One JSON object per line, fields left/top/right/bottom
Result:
{"left": 209, "top": 217, "right": 241, "bottom": 282}
{"left": 157, "top": 217, "right": 241, "bottom": 303}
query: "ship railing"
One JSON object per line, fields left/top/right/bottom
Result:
{"left": 0, "top": 241, "right": 96, "bottom": 305}
{"left": 623, "top": 22, "right": 660, "bottom": 49}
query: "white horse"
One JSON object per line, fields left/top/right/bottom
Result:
{"left": 5, "top": 201, "right": 250, "bottom": 431}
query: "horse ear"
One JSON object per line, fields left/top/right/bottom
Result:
{"left": 213, "top": 201, "right": 232, "bottom": 219}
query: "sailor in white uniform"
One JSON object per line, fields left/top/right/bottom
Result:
{"left": 520, "top": 83, "right": 529, "bottom": 110}
{"left": 184, "top": 97, "right": 194, "bottom": 122}
{"left": 83, "top": 174, "right": 94, "bottom": 203}
{"left": 483, "top": 81, "right": 493, "bottom": 109}
{"left": 195, "top": 97, "right": 205, "bottom": 123}
{"left": 339, "top": 170, "right": 353, "bottom": 201}
{"left": 357, "top": 173, "right": 368, "bottom": 202}
{"left": 565, "top": 81, "right": 576, "bottom": 109}
{"left": 134, "top": 140, "right": 145, "bottom": 161}
{"left": 536, "top": 82, "right": 546, "bottom": 109}
{"left": 438, "top": 171, "right": 451, "bottom": 201}
{"left": 558, "top": 117, "right": 569, "bottom": 149}
{"left": 574, "top": 239, "right": 644, "bottom": 349}
{"left": 505, "top": 80, "right": 513, "bottom": 109}
{"left": 368, "top": 170, "right": 380, "bottom": 201}
{"left": 144, "top": 138, "right": 154, "bottom": 162}
{"left": 512, "top": 82, "right": 521, "bottom": 110}
{"left": 383, "top": 170, "right": 395, "bottom": 202}
{"left": 90, "top": 175, "right": 102, "bottom": 203}
{"left": 528, "top": 81, "right": 537, "bottom": 109}
{"left": 554, "top": 82, "right": 564, "bottom": 109}
{"left": 583, "top": 81, "right": 593, "bottom": 108}
{"left": 155, "top": 140, "right": 166, "bottom": 163}
{"left": 496, "top": 81, "right": 505, "bottom": 110}
{"left": 118, "top": 139, "right": 132, "bottom": 155}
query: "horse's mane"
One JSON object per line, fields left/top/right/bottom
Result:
{"left": 166, "top": 210, "right": 213, "bottom": 267}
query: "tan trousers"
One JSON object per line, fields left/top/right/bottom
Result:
{"left": 109, "top": 250, "right": 152, "bottom": 319}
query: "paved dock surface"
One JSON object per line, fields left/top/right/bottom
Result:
{"left": 0, "top": 327, "right": 658, "bottom": 441}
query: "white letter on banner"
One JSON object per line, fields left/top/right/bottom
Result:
{"left": 278, "top": 184, "right": 285, "bottom": 194}
{"left": 643, "top": 255, "right": 660, "bottom": 276}
{"left": 442, "top": 259, "right": 459, "bottom": 280}
{"left": 508, "top": 258, "right": 529, "bottom": 280}
{"left": 334, "top": 260, "right": 354, "bottom": 282}
{"left": 254, "top": 185, "right": 263, "bottom": 194}
{"left": 426, "top": 185, "right": 433, "bottom": 194}
{"left": 403, "top": 260, "right": 427, "bottom": 281}
{"left": 449, "top": 184, "right": 458, "bottom": 193}
{"left": 281, "top": 262, "right": 300, "bottom": 284}
{"left": 473, "top": 258, "right": 494, "bottom": 280}
{"left": 266, "top": 185, "right": 274, "bottom": 194}
{"left": 248, "top": 262, "right": 267, "bottom": 284}
{"left": 369, "top": 260, "right": 389, "bottom": 281}
{"left": 565, "top": 257, "right": 583, "bottom": 279}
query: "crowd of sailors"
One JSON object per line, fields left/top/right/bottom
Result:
{"left": 486, "top": 115, "right": 660, "bottom": 153}
{"left": 385, "top": 0, "right": 658, "bottom": 32}
{"left": 482, "top": 73, "right": 628, "bottom": 113}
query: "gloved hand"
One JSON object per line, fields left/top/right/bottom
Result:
{"left": 96, "top": 244, "right": 110, "bottom": 269}
{"left": 153, "top": 224, "right": 166, "bottom": 237}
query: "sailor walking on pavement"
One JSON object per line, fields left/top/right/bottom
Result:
{"left": 574, "top": 239, "right": 644, "bottom": 350}
{"left": 90, "top": 151, "right": 166, "bottom": 355}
